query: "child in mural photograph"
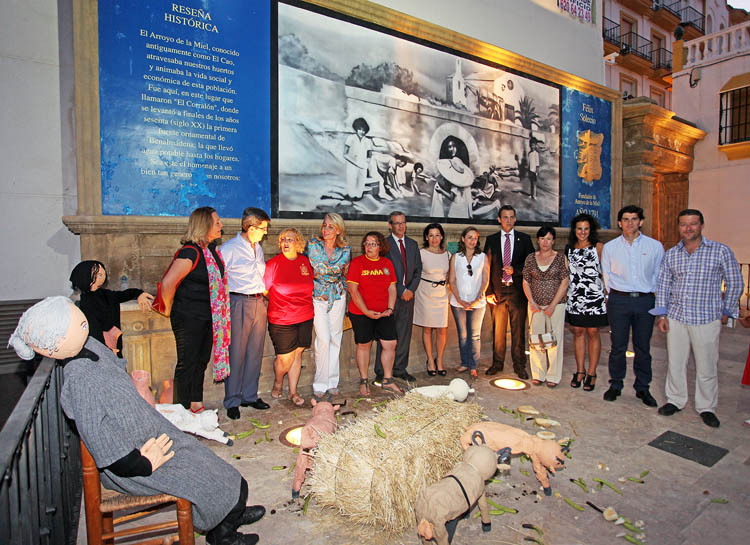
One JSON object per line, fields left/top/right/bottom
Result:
{"left": 436, "top": 137, "right": 475, "bottom": 219}
{"left": 528, "top": 140, "right": 540, "bottom": 200}
{"left": 343, "top": 117, "right": 373, "bottom": 201}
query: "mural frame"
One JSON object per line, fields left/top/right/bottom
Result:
{"left": 272, "top": 0, "right": 564, "bottom": 226}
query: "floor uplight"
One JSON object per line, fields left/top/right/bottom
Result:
{"left": 626, "top": 351, "right": 635, "bottom": 357}
{"left": 491, "top": 378, "right": 529, "bottom": 391}
{"left": 279, "top": 425, "right": 303, "bottom": 447}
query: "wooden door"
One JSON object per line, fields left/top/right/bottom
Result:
{"left": 653, "top": 172, "right": 689, "bottom": 250}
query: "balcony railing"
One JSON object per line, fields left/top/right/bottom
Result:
{"left": 603, "top": 16, "right": 621, "bottom": 46}
{"left": 0, "top": 359, "right": 81, "bottom": 545}
{"left": 684, "top": 20, "right": 750, "bottom": 69}
{"left": 620, "top": 32, "right": 653, "bottom": 61}
{"left": 680, "top": 5, "right": 704, "bottom": 34}
{"left": 655, "top": 1, "right": 681, "bottom": 18}
{"left": 652, "top": 47, "right": 673, "bottom": 70}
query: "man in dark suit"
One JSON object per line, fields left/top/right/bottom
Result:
{"left": 375, "top": 211, "right": 422, "bottom": 384}
{"left": 484, "top": 205, "right": 534, "bottom": 379}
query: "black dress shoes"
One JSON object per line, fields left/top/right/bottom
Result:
{"left": 394, "top": 371, "right": 416, "bottom": 382}
{"left": 700, "top": 411, "right": 720, "bottom": 428}
{"left": 603, "top": 387, "right": 621, "bottom": 402}
{"left": 485, "top": 365, "right": 503, "bottom": 376}
{"left": 226, "top": 407, "right": 241, "bottom": 420}
{"left": 658, "top": 402, "right": 680, "bottom": 416}
{"left": 514, "top": 367, "right": 529, "bottom": 380}
{"left": 239, "top": 505, "right": 266, "bottom": 526}
{"left": 635, "top": 390, "right": 657, "bottom": 407}
{"left": 242, "top": 398, "right": 270, "bottom": 410}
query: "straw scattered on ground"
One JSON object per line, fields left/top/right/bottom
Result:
{"left": 308, "top": 391, "right": 483, "bottom": 534}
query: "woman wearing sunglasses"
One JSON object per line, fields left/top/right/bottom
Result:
{"left": 448, "top": 227, "right": 489, "bottom": 377}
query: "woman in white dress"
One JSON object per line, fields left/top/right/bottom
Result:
{"left": 413, "top": 223, "right": 450, "bottom": 376}
{"left": 449, "top": 227, "right": 490, "bottom": 378}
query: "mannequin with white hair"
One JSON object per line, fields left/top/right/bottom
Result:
{"left": 9, "top": 297, "right": 265, "bottom": 545}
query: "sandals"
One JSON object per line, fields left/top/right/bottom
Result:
{"left": 359, "top": 378, "right": 370, "bottom": 396}
{"left": 437, "top": 367, "right": 447, "bottom": 376}
{"left": 271, "top": 386, "right": 283, "bottom": 399}
{"left": 289, "top": 393, "right": 305, "bottom": 406}
{"left": 426, "top": 359, "right": 437, "bottom": 377}
{"left": 381, "top": 378, "right": 403, "bottom": 394}
{"left": 470, "top": 370, "right": 478, "bottom": 378}
{"left": 531, "top": 379, "right": 544, "bottom": 386}
{"left": 583, "top": 374, "right": 597, "bottom": 392}
{"left": 456, "top": 366, "right": 469, "bottom": 373}
{"left": 570, "top": 371, "right": 585, "bottom": 388}
{"left": 190, "top": 405, "right": 205, "bottom": 414}
{"left": 546, "top": 382, "right": 558, "bottom": 389}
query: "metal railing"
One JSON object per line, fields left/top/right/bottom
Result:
{"left": 0, "top": 358, "right": 81, "bottom": 545}
{"left": 680, "top": 5, "right": 704, "bottom": 34}
{"left": 652, "top": 47, "right": 673, "bottom": 70}
{"left": 603, "top": 16, "right": 620, "bottom": 46}
{"left": 742, "top": 263, "right": 750, "bottom": 311}
{"left": 620, "top": 31, "right": 653, "bottom": 61}
{"left": 656, "top": 1, "right": 682, "bottom": 18}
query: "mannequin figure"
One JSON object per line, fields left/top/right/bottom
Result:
{"left": 9, "top": 297, "right": 265, "bottom": 545}
{"left": 411, "top": 378, "right": 473, "bottom": 402}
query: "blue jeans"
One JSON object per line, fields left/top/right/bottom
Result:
{"left": 451, "top": 305, "right": 486, "bottom": 370}
{"left": 607, "top": 292, "right": 655, "bottom": 392}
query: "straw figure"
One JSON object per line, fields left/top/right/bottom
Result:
{"left": 411, "top": 378, "right": 473, "bottom": 402}
{"left": 292, "top": 399, "right": 340, "bottom": 499}
{"left": 460, "top": 422, "right": 567, "bottom": 495}
{"left": 308, "top": 392, "right": 482, "bottom": 534}
{"left": 415, "top": 444, "right": 500, "bottom": 545}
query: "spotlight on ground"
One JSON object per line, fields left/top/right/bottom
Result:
{"left": 626, "top": 351, "right": 635, "bottom": 358}
{"left": 279, "top": 425, "right": 303, "bottom": 447}
{"left": 491, "top": 378, "right": 529, "bottom": 391}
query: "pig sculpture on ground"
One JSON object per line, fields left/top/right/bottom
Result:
{"left": 460, "top": 422, "right": 567, "bottom": 495}
{"left": 292, "top": 399, "right": 340, "bottom": 499}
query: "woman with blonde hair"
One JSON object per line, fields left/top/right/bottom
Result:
{"left": 160, "top": 206, "right": 230, "bottom": 413}
{"left": 264, "top": 228, "right": 314, "bottom": 406}
{"left": 306, "top": 213, "right": 352, "bottom": 399}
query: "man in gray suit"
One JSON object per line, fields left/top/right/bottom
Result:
{"left": 375, "top": 211, "right": 422, "bottom": 384}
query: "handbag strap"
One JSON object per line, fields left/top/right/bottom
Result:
{"left": 160, "top": 244, "right": 200, "bottom": 282}
{"left": 529, "top": 311, "right": 554, "bottom": 335}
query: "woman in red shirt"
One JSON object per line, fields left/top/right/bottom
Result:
{"left": 347, "top": 232, "right": 402, "bottom": 395}
{"left": 264, "top": 228, "right": 314, "bottom": 406}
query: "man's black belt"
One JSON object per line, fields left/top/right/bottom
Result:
{"left": 421, "top": 277, "right": 446, "bottom": 287}
{"left": 609, "top": 289, "right": 651, "bottom": 298}
{"left": 230, "top": 292, "right": 263, "bottom": 298}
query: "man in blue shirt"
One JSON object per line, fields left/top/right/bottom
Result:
{"left": 652, "top": 209, "right": 744, "bottom": 428}
{"left": 601, "top": 205, "right": 665, "bottom": 406}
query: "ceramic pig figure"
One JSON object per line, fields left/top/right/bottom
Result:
{"left": 292, "top": 399, "right": 339, "bottom": 499}
{"left": 460, "top": 422, "right": 567, "bottom": 496}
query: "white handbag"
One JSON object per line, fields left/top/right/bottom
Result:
{"left": 529, "top": 315, "right": 557, "bottom": 351}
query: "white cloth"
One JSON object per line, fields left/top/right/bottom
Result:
{"left": 155, "top": 404, "right": 231, "bottom": 445}
{"left": 450, "top": 253, "right": 487, "bottom": 308}
{"left": 528, "top": 303, "right": 565, "bottom": 383}
{"left": 312, "top": 297, "right": 346, "bottom": 394}
{"left": 219, "top": 232, "right": 265, "bottom": 294}
{"left": 664, "top": 318, "right": 721, "bottom": 413}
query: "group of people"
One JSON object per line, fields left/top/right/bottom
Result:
{"left": 8, "top": 201, "right": 744, "bottom": 545}
{"left": 64, "top": 203, "right": 744, "bottom": 432}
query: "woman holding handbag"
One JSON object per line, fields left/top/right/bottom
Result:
{"left": 158, "top": 207, "right": 230, "bottom": 413}
{"left": 522, "top": 226, "right": 569, "bottom": 387}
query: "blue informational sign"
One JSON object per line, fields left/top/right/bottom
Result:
{"left": 98, "top": 0, "right": 271, "bottom": 216}
{"left": 560, "top": 87, "right": 612, "bottom": 229}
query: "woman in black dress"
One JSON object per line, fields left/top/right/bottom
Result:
{"left": 70, "top": 260, "right": 153, "bottom": 358}
{"left": 564, "top": 214, "right": 608, "bottom": 391}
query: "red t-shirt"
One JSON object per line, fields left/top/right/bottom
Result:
{"left": 346, "top": 255, "right": 396, "bottom": 315}
{"left": 263, "top": 254, "right": 314, "bottom": 325}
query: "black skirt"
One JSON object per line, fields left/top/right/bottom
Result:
{"left": 565, "top": 311, "right": 608, "bottom": 327}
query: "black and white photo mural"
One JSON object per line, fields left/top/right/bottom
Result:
{"left": 275, "top": 1, "right": 561, "bottom": 224}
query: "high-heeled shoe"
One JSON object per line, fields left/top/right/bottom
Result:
{"left": 426, "top": 359, "right": 437, "bottom": 376}
{"left": 570, "top": 371, "right": 585, "bottom": 388}
{"left": 583, "top": 374, "right": 597, "bottom": 391}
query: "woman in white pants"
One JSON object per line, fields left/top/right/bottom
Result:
{"left": 306, "top": 213, "right": 351, "bottom": 398}
{"left": 522, "top": 226, "right": 569, "bottom": 388}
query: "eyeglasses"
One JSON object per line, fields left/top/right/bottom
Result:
{"left": 364, "top": 242, "right": 379, "bottom": 247}
{"left": 466, "top": 263, "right": 473, "bottom": 276}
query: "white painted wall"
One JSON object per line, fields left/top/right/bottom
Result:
{"left": 374, "top": 0, "right": 605, "bottom": 85}
{"left": 0, "top": 0, "right": 80, "bottom": 301}
{"left": 672, "top": 29, "right": 750, "bottom": 263}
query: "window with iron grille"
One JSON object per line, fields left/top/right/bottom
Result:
{"left": 719, "top": 87, "right": 750, "bottom": 145}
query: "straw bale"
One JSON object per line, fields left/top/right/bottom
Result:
{"left": 308, "top": 391, "right": 483, "bottom": 534}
